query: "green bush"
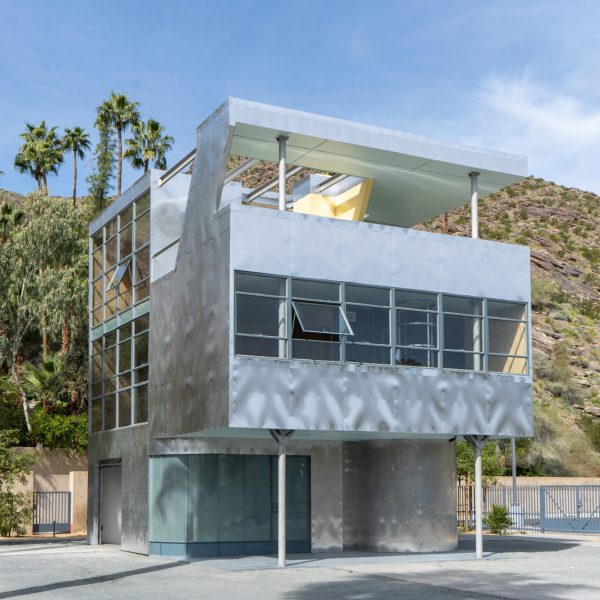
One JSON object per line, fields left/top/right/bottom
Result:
{"left": 0, "top": 491, "right": 32, "bottom": 536}
{"left": 31, "top": 409, "right": 88, "bottom": 453}
{"left": 531, "top": 278, "right": 566, "bottom": 310}
{"left": 483, "top": 504, "right": 513, "bottom": 534}
{"left": 579, "top": 415, "right": 600, "bottom": 452}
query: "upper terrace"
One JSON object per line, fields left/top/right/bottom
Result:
{"left": 158, "top": 97, "right": 527, "bottom": 232}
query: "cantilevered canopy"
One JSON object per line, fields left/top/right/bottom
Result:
{"left": 222, "top": 98, "right": 528, "bottom": 227}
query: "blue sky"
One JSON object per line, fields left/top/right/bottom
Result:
{"left": 2, "top": 0, "right": 600, "bottom": 195}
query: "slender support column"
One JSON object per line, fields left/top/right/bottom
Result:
{"left": 474, "top": 442, "right": 483, "bottom": 559}
{"left": 511, "top": 437, "right": 517, "bottom": 506}
{"left": 269, "top": 429, "right": 294, "bottom": 567}
{"left": 469, "top": 171, "right": 480, "bottom": 239}
{"left": 465, "top": 435, "right": 487, "bottom": 559}
{"left": 277, "top": 135, "right": 288, "bottom": 211}
{"left": 278, "top": 440, "right": 286, "bottom": 567}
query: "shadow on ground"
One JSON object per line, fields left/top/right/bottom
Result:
{"left": 282, "top": 569, "right": 594, "bottom": 600}
{"left": 0, "top": 561, "right": 184, "bottom": 599}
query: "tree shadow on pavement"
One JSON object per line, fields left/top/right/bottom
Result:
{"left": 0, "top": 561, "right": 184, "bottom": 599}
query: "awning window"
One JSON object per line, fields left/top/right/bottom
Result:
{"left": 106, "top": 259, "right": 132, "bottom": 292}
{"left": 292, "top": 301, "right": 353, "bottom": 336}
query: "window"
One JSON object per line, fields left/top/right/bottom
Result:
{"left": 235, "top": 273, "right": 287, "bottom": 358}
{"left": 89, "top": 191, "right": 150, "bottom": 328}
{"left": 442, "top": 295, "right": 483, "bottom": 371}
{"left": 232, "top": 271, "right": 529, "bottom": 376}
{"left": 292, "top": 279, "right": 350, "bottom": 362}
{"left": 89, "top": 315, "right": 149, "bottom": 433}
{"left": 396, "top": 291, "right": 438, "bottom": 367}
{"left": 487, "top": 300, "right": 528, "bottom": 374}
{"left": 345, "top": 284, "right": 390, "bottom": 365}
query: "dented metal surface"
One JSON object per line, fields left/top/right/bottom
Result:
{"left": 89, "top": 98, "right": 532, "bottom": 557}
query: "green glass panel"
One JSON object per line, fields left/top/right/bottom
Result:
{"left": 188, "top": 455, "right": 218, "bottom": 542}
{"left": 160, "top": 456, "right": 188, "bottom": 542}
{"left": 149, "top": 458, "right": 162, "bottom": 541}
{"left": 243, "top": 456, "right": 271, "bottom": 542}
{"left": 218, "top": 455, "right": 244, "bottom": 542}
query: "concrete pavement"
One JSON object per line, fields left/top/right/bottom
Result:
{"left": 0, "top": 533, "right": 598, "bottom": 599}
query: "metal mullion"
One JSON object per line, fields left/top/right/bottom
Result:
{"left": 340, "top": 284, "right": 346, "bottom": 363}
{"left": 286, "top": 277, "right": 292, "bottom": 360}
{"left": 483, "top": 299, "right": 489, "bottom": 372}
{"left": 487, "top": 316, "right": 527, "bottom": 324}
{"left": 236, "top": 291, "right": 286, "bottom": 300}
{"left": 390, "top": 288, "right": 396, "bottom": 365}
{"left": 236, "top": 333, "right": 285, "bottom": 340}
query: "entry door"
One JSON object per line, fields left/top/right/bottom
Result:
{"left": 100, "top": 465, "right": 122, "bottom": 544}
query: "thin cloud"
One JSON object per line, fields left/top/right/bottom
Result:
{"left": 466, "top": 75, "right": 600, "bottom": 193}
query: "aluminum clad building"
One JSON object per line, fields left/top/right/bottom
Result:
{"left": 87, "top": 98, "right": 532, "bottom": 558}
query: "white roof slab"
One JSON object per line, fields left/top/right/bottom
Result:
{"left": 215, "top": 97, "right": 527, "bottom": 227}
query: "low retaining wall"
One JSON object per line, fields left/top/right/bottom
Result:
{"left": 11, "top": 448, "right": 88, "bottom": 534}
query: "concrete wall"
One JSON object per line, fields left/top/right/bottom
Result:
{"left": 10, "top": 448, "right": 88, "bottom": 534}
{"left": 343, "top": 440, "right": 457, "bottom": 552}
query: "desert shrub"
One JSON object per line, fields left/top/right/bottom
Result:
{"left": 551, "top": 342, "right": 572, "bottom": 383}
{"left": 533, "top": 349, "right": 552, "bottom": 380}
{"left": 579, "top": 415, "right": 600, "bottom": 452}
{"left": 531, "top": 278, "right": 565, "bottom": 310}
{"left": 484, "top": 505, "right": 512, "bottom": 534}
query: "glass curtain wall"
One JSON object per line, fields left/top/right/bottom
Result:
{"left": 90, "top": 315, "right": 149, "bottom": 432}
{"left": 89, "top": 192, "right": 151, "bottom": 433}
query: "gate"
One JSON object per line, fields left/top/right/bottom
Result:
{"left": 33, "top": 491, "right": 71, "bottom": 534}
{"left": 540, "top": 485, "right": 600, "bottom": 533}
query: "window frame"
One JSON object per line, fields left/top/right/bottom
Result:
{"left": 232, "top": 271, "right": 529, "bottom": 377}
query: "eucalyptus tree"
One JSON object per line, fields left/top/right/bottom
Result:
{"left": 124, "top": 118, "right": 174, "bottom": 173}
{"left": 0, "top": 194, "right": 87, "bottom": 432}
{"left": 13, "top": 121, "right": 64, "bottom": 195}
{"left": 96, "top": 93, "right": 140, "bottom": 196}
{"left": 63, "top": 127, "right": 91, "bottom": 208}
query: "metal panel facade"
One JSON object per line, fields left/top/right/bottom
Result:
{"left": 229, "top": 204, "right": 532, "bottom": 438}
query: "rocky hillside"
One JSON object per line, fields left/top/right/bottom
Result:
{"left": 419, "top": 177, "right": 600, "bottom": 476}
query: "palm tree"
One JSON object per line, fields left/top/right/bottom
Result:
{"left": 62, "top": 127, "right": 91, "bottom": 208}
{"left": 96, "top": 93, "right": 140, "bottom": 197}
{"left": 14, "top": 122, "right": 64, "bottom": 195}
{"left": 124, "top": 119, "right": 174, "bottom": 173}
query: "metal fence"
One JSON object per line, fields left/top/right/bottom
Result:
{"left": 33, "top": 491, "right": 71, "bottom": 534}
{"left": 457, "top": 484, "right": 600, "bottom": 533}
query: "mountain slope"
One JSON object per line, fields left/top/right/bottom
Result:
{"left": 418, "top": 177, "right": 600, "bottom": 475}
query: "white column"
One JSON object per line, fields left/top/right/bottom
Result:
{"left": 278, "top": 439, "right": 286, "bottom": 567}
{"left": 475, "top": 441, "right": 483, "bottom": 559}
{"left": 511, "top": 437, "right": 517, "bottom": 505}
{"left": 470, "top": 171, "right": 480, "bottom": 239}
{"left": 277, "top": 135, "right": 288, "bottom": 211}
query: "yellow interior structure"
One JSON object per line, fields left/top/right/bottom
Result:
{"left": 292, "top": 179, "right": 374, "bottom": 222}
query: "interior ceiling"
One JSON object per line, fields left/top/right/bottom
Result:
{"left": 230, "top": 123, "right": 526, "bottom": 228}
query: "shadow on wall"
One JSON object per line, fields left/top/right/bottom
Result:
{"left": 282, "top": 570, "right": 595, "bottom": 600}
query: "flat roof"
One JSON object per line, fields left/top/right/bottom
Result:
{"left": 218, "top": 97, "right": 527, "bottom": 227}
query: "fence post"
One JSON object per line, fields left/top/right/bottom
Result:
{"left": 540, "top": 486, "right": 545, "bottom": 533}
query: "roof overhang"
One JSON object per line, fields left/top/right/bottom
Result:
{"left": 212, "top": 97, "right": 527, "bottom": 227}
